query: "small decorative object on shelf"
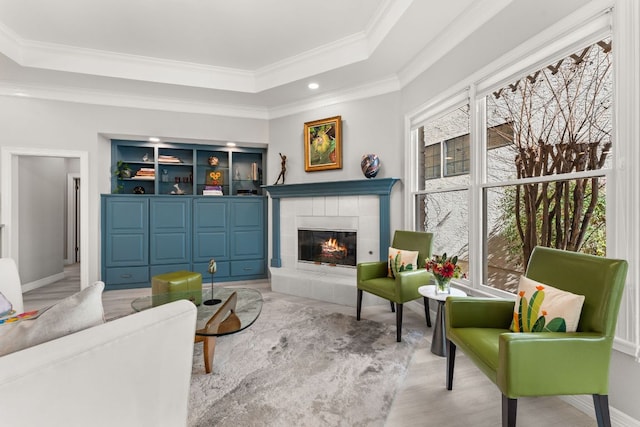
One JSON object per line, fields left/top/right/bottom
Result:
{"left": 142, "top": 153, "right": 150, "bottom": 162}
{"left": 114, "top": 161, "right": 132, "bottom": 179}
{"left": 161, "top": 169, "right": 169, "bottom": 182}
{"left": 208, "top": 156, "right": 219, "bottom": 166}
{"left": 425, "top": 253, "right": 465, "bottom": 294}
{"left": 171, "top": 183, "right": 185, "bottom": 195}
{"left": 274, "top": 152, "right": 287, "bottom": 184}
{"left": 361, "top": 153, "right": 380, "bottom": 179}
{"left": 133, "top": 186, "right": 145, "bottom": 194}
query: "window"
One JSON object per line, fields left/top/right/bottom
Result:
{"left": 483, "top": 39, "right": 611, "bottom": 291}
{"left": 416, "top": 104, "right": 470, "bottom": 280}
{"left": 408, "top": 6, "right": 639, "bottom": 358}
{"left": 421, "top": 105, "right": 471, "bottom": 181}
{"left": 423, "top": 142, "right": 441, "bottom": 180}
{"left": 444, "top": 135, "right": 470, "bottom": 176}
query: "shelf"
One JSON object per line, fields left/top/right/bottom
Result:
{"left": 111, "top": 139, "right": 265, "bottom": 195}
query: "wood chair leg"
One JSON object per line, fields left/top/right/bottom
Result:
{"left": 593, "top": 394, "right": 611, "bottom": 427}
{"left": 390, "top": 301, "right": 395, "bottom": 313}
{"left": 502, "top": 395, "right": 517, "bottom": 427}
{"left": 423, "top": 296, "right": 431, "bottom": 327}
{"left": 356, "top": 289, "right": 363, "bottom": 321}
{"left": 396, "top": 303, "right": 403, "bottom": 342}
{"left": 446, "top": 340, "right": 456, "bottom": 390}
{"left": 202, "top": 336, "right": 217, "bottom": 374}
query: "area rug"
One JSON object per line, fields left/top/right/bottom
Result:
{"left": 188, "top": 296, "right": 427, "bottom": 427}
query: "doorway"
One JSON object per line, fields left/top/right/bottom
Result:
{"left": 1, "top": 147, "right": 89, "bottom": 290}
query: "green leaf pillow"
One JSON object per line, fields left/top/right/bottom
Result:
{"left": 387, "top": 247, "right": 419, "bottom": 278}
{"left": 510, "top": 276, "right": 585, "bottom": 333}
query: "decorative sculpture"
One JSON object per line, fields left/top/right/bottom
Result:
{"left": 274, "top": 152, "right": 287, "bottom": 184}
{"left": 203, "top": 258, "right": 221, "bottom": 305}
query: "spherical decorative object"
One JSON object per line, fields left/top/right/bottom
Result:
{"left": 361, "top": 154, "right": 380, "bottom": 179}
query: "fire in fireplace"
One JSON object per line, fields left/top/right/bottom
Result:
{"left": 298, "top": 229, "right": 357, "bottom": 267}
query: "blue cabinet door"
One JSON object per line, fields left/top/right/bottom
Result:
{"left": 193, "top": 198, "right": 229, "bottom": 262}
{"left": 230, "top": 198, "right": 265, "bottom": 259}
{"left": 149, "top": 198, "right": 191, "bottom": 265}
{"left": 104, "top": 197, "right": 148, "bottom": 267}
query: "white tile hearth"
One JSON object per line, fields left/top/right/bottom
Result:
{"left": 270, "top": 194, "right": 386, "bottom": 307}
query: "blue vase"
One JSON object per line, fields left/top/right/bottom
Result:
{"left": 361, "top": 154, "right": 380, "bottom": 179}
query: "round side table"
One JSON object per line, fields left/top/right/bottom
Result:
{"left": 418, "top": 285, "right": 467, "bottom": 357}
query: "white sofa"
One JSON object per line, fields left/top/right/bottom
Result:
{"left": 0, "top": 258, "right": 197, "bottom": 427}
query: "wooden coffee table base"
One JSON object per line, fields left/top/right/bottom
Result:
{"left": 194, "top": 292, "right": 241, "bottom": 374}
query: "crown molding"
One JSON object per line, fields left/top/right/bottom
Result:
{"left": 268, "top": 75, "right": 401, "bottom": 119}
{"left": 0, "top": 0, "right": 413, "bottom": 94}
{"left": 0, "top": 74, "right": 400, "bottom": 121}
{"left": 0, "top": 82, "right": 269, "bottom": 119}
{"left": 398, "top": 0, "right": 513, "bottom": 87}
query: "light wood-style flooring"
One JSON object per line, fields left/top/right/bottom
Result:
{"left": 23, "top": 264, "right": 596, "bottom": 426}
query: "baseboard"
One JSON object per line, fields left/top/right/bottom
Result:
{"left": 22, "top": 272, "right": 66, "bottom": 293}
{"left": 561, "top": 395, "right": 640, "bottom": 427}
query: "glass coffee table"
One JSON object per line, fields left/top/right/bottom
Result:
{"left": 132, "top": 287, "right": 263, "bottom": 373}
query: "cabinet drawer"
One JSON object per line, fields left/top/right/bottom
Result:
{"left": 230, "top": 259, "right": 265, "bottom": 277}
{"left": 106, "top": 266, "right": 149, "bottom": 285}
{"left": 149, "top": 263, "right": 191, "bottom": 278}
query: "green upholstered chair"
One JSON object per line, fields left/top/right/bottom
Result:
{"left": 445, "top": 246, "right": 628, "bottom": 427}
{"left": 357, "top": 230, "right": 434, "bottom": 342}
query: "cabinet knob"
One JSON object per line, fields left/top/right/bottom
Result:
{"left": 120, "top": 274, "right": 133, "bottom": 278}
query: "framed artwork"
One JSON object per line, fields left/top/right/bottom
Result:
{"left": 304, "top": 116, "right": 342, "bottom": 172}
{"left": 205, "top": 169, "right": 224, "bottom": 186}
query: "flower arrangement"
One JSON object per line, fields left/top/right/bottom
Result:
{"left": 425, "top": 253, "right": 465, "bottom": 293}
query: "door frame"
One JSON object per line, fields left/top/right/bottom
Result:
{"left": 0, "top": 147, "right": 89, "bottom": 288}
{"left": 67, "top": 173, "right": 81, "bottom": 264}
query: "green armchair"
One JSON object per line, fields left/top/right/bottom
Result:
{"left": 445, "top": 246, "right": 628, "bottom": 427}
{"left": 357, "top": 230, "right": 434, "bottom": 342}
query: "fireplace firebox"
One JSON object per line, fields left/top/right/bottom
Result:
{"left": 298, "top": 229, "right": 357, "bottom": 267}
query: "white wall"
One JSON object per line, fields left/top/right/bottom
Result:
{"left": 0, "top": 96, "right": 268, "bottom": 286}
{"left": 268, "top": 92, "right": 404, "bottom": 233}
{"left": 18, "top": 157, "right": 65, "bottom": 283}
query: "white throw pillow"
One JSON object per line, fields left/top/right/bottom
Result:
{"left": 510, "top": 276, "right": 585, "bottom": 333}
{"left": 387, "top": 247, "right": 419, "bottom": 278}
{"left": 0, "top": 281, "right": 105, "bottom": 356}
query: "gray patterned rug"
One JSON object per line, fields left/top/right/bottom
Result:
{"left": 188, "top": 295, "right": 426, "bottom": 426}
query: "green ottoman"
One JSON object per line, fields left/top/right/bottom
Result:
{"left": 152, "top": 270, "right": 202, "bottom": 307}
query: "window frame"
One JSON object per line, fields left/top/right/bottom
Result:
{"left": 405, "top": 4, "right": 640, "bottom": 357}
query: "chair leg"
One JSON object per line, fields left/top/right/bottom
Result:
{"left": 356, "top": 289, "right": 363, "bottom": 321}
{"left": 423, "top": 296, "right": 431, "bottom": 327}
{"left": 446, "top": 339, "right": 456, "bottom": 390}
{"left": 501, "top": 395, "right": 517, "bottom": 427}
{"left": 593, "top": 394, "right": 611, "bottom": 427}
{"left": 396, "top": 303, "right": 403, "bottom": 342}
{"left": 390, "top": 301, "right": 395, "bottom": 313}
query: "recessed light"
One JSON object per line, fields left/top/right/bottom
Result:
{"left": 148, "top": 137, "right": 160, "bottom": 143}
{"left": 226, "top": 142, "right": 237, "bottom": 147}
{"left": 308, "top": 82, "right": 319, "bottom": 90}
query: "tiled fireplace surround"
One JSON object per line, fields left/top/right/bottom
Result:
{"left": 263, "top": 178, "right": 399, "bottom": 308}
